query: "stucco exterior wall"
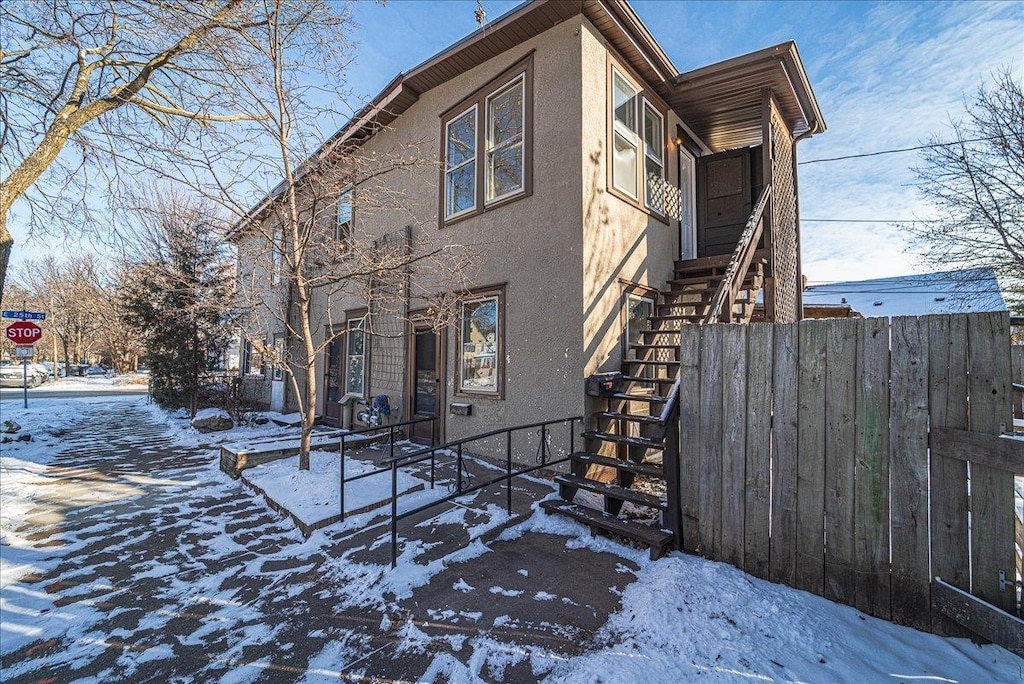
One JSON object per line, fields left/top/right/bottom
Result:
{"left": 579, "top": 19, "right": 680, "bottom": 381}
{"left": 304, "top": 15, "right": 588, "bottom": 449}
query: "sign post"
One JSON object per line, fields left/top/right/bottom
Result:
{"left": 5, "top": 310, "right": 45, "bottom": 409}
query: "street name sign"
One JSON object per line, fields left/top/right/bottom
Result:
{"left": 2, "top": 310, "right": 46, "bottom": 321}
{"left": 5, "top": 321, "right": 43, "bottom": 343}
{"left": 14, "top": 346, "right": 34, "bottom": 359}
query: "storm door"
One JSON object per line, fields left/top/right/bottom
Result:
{"left": 408, "top": 324, "right": 443, "bottom": 444}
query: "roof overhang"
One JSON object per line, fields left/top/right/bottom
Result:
{"left": 668, "top": 41, "right": 826, "bottom": 152}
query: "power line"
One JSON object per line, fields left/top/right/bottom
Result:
{"left": 798, "top": 136, "right": 1003, "bottom": 165}
{"left": 801, "top": 218, "right": 940, "bottom": 223}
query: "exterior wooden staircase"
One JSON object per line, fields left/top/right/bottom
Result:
{"left": 542, "top": 187, "right": 773, "bottom": 558}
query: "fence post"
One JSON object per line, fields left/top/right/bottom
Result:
{"left": 663, "top": 414, "right": 681, "bottom": 550}
{"left": 391, "top": 459, "right": 398, "bottom": 569}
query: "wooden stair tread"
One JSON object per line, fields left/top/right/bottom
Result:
{"left": 593, "top": 411, "right": 663, "bottom": 424}
{"left": 570, "top": 452, "right": 665, "bottom": 478}
{"left": 555, "top": 474, "right": 666, "bottom": 510}
{"left": 620, "top": 375, "right": 676, "bottom": 385}
{"left": 622, "top": 359, "right": 679, "bottom": 367}
{"left": 608, "top": 392, "right": 668, "bottom": 403}
{"left": 539, "top": 500, "right": 673, "bottom": 557}
{"left": 582, "top": 430, "right": 663, "bottom": 449}
{"left": 629, "top": 343, "right": 678, "bottom": 350}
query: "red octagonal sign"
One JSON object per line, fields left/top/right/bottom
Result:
{"left": 5, "top": 320, "right": 42, "bottom": 343}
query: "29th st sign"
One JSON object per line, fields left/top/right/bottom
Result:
{"left": 5, "top": 320, "right": 43, "bottom": 343}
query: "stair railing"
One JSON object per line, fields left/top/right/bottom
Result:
{"left": 703, "top": 184, "right": 773, "bottom": 324}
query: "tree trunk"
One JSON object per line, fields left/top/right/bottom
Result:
{"left": 297, "top": 290, "right": 317, "bottom": 471}
{"left": 0, "top": 213, "right": 11, "bottom": 302}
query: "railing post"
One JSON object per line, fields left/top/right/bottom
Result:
{"left": 506, "top": 430, "right": 513, "bottom": 515}
{"left": 389, "top": 424, "right": 396, "bottom": 463}
{"left": 663, "top": 411, "right": 682, "bottom": 551}
{"left": 390, "top": 459, "right": 398, "bottom": 569}
{"left": 340, "top": 437, "right": 346, "bottom": 522}
{"left": 456, "top": 444, "right": 463, "bottom": 494}
{"left": 570, "top": 418, "right": 575, "bottom": 455}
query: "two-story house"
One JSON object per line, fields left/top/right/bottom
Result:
{"left": 232, "top": 0, "right": 825, "bottom": 555}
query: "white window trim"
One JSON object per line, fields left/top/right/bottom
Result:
{"left": 485, "top": 73, "right": 526, "bottom": 205}
{"left": 459, "top": 294, "right": 501, "bottom": 395}
{"left": 611, "top": 66, "right": 640, "bottom": 200}
{"left": 344, "top": 316, "right": 367, "bottom": 398}
{"left": 642, "top": 98, "right": 665, "bottom": 212}
{"left": 444, "top": 104, "right": 479, "bottom": 221}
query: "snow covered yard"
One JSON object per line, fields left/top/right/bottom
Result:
{"left": 1, "top": 395, "right": 1021, "bottom": 682}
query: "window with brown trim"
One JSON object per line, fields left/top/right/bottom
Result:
{"left": 608, "top": 61, "right": 669, "bottom": 220}
{"left": 455, "top": 287, "right": 505, "bottom": 398}
{"left": 440, "top": 54, "right": 533, "bottom": 226}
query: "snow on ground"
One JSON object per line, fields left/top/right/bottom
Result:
{"left": 241, "top": 449, "right": 422, "bottom": 526}
{"left": 2, "top": 396, "right": 1021, "bottom": 681}
{"left": 12, "top": 375, "right": 150, "bottom": 392}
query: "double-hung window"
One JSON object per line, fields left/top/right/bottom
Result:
{"left": 609, "top": 65, "right": 667, "bottom": 216}
{"left": 441, "top": 55, "right": 532, "bottom": 224}
{"left": 345, "top": 316, "right": 366, "bottom": 396}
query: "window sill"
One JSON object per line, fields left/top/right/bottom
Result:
{"left": 606, "top": 185, "right": 671, "bottom": 226}
{"left": 441, "top": 188, "right": 529, "bottom": 228}
{"left": 454, "top": 389, "right": 504, "bottom": 401}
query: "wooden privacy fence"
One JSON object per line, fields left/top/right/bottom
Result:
{"left": 675, "top": 312, "right": 1022, "bottom": 649}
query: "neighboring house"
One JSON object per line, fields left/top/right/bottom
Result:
{"left": 802, "top": 267, "right": 1007, "bottom": 318}
{"left": 231, "top": 0, "right": 825, "bottom": 554}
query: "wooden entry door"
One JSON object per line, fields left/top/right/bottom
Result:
{"left": 408, "top": 324, "right": 443, "bottom": 443}
{"left": 322, "top": 332, "right": 343, "bottom": 425}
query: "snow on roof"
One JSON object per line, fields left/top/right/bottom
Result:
{"left": 803, "top": 267, "right": 1006, "bottom": 318}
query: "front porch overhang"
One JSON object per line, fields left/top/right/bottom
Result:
{"left": 666, "top": 41, "right": 826, "bottom": 152}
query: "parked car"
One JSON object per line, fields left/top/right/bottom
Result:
{"left": 28, "top": 363, "right": 51, "bottom": 382}
{"left": 85, "top": 365, "right": 109, "bottom": 377}
{"left": 0, "top": 362, "right": 44, "bottom": 388}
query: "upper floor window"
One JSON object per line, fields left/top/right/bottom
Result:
{"left": 440, "top": 54, "right": 533, "bottom": 225}
{"left": 336, "top": 186, "right": 353, "bottom": 243}
{"left": 609, "top": 65, "right": 667, "bottom": 217}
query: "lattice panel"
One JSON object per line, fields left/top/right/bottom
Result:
{"left": 647, "top": 173, "right": 683, "bottom": 221}
{"left": 769, "top": 99, "right": 800, "bottom": 323}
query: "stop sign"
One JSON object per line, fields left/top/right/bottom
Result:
{"left": 5, "top": 321, "right": 42, "bottom": 343}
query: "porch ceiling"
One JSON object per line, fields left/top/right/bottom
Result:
{"left": 667, "top": 42, "right": 826, "bottom": 153}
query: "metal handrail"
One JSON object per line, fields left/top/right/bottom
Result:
{"left": 339, "top": 415, "right": 437, "bottom": 521}
{"left": 703, "top": 184, "right": 772, "bottom": 325}
{"left": 386, "top": 414, "right": 583, "bottom": 567}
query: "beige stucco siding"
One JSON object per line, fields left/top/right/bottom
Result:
{"left": 302, "top": 16, "right": 587, "bottom": 445}
{"left": 579, "top": 18, "right": 679, "bottom": 383}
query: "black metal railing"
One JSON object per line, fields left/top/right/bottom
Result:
{"left": 381, "top": 415, "right": 582, "bottom": 567}
{"left": 338, "top": 415, "right": 438, "bottom": 522}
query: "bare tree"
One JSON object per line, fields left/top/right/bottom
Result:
{"left": 139, "top": 0, "right": 475, "bottom": 469}
{"left": 17, "top": 255, "right": 105, "bottom": 374}
{"left": 0, "top": 0, "right": 271, "bottom": 299}
{"left": 900, "top": 69, "right": 1024, "bottom": 304}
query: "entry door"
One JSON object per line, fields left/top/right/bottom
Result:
{"left": 678, "top": 147, "right": 697, "bottom": 260}
{"left": 697, "top": 148, "right": 752, "bottom": 257}
{"left": 322, "top": 333, "right": 343, "bottom": 425}
{"left": 270, "top": 334, "right": 285, "bottom": 412}
{"left": 409, "top": 326, "right": 443, "bottom": 443}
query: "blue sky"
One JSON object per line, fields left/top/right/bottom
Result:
{"left": 8, "top": 0, "right": 1023, "bottom": 284}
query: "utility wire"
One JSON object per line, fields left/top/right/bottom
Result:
{"left": 798, "top": 135, "right": 1003, "bottom": 165}
{"left": 798, "top": 219, "right": 942, "bottom": 224}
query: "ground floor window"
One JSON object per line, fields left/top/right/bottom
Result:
{"left": 345, "top": 316, "right": 366, "bottom": 396}
{"left": 458, "top": 291, "right": 502, "bottom": 395}
{"left": 270, "top": 334, "right": 285, "bottom": 381}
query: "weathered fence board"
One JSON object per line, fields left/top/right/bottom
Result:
{"left": 824, "top": 319, "right": 858, "bottom": 605}
{"left": 931, "top": 428, "right": 1024, "bottom": 472}
{"left": 769, "top": 322, "right": 799, "bottom": 587}
{"left": 889, "top": 316, "right": 931, "bottom": 630}
{"left": 678, "top": 327, "right": 702, "bottom": 554}
{"left": 928, "top": 314, "right": 971, "bottom": 636}
{"left": 676, "top": 312, "right": 1017, "bottom": 648}
{"left": 697, "top": 325, "right": 724, "bottom": 559}
{"left": 720, "top": 324, "right": 748, "bottom": 569}
{"left": 968, "top": 312, "right": 1016, "bottom": 614}
{"left": 853, "top": 316, "right": 890, "bottom": 619}
{"left": 744, "top": 324, "right": 772, "bottom": 579}
{"left": 932, "top": 579, "right": 1024, "bottom": 657}
{"left": 795, "top": 320, "right": 827, "bottom": 595}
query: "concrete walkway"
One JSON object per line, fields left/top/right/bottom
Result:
{"left": 1, "top": 402, "right": 638, "bottom": 682}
